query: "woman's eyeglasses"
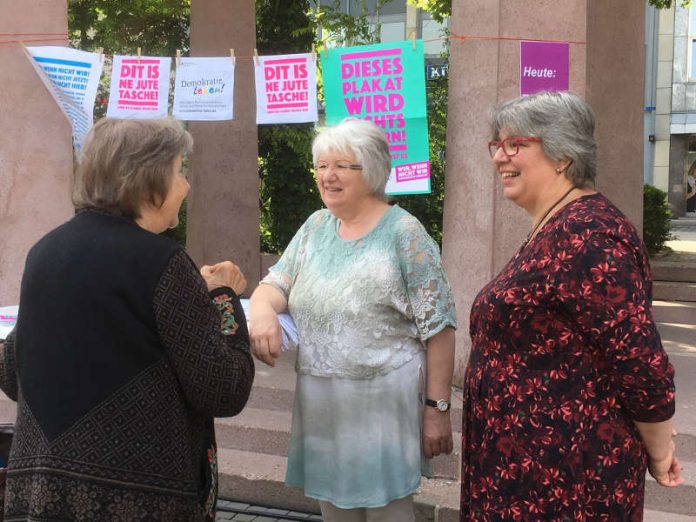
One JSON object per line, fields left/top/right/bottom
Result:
{"left": 488, "top": 137, "right": 542, "bottom": 158}
{"left": 314, "top": 163, "right": 363, "bottom": 174}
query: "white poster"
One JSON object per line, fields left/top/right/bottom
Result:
{"left": 107, "top": 55, "right": 171, "bottom": 119}
{"left": 173, "top": 57, "right": 235, "bottom": 121}
{"left": 26, "top": 46, "right": 103, "bottom": 151}
{"left": 255, "top": 52, "right": 318, "bottom": 124}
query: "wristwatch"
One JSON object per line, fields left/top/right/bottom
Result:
{"left": 425, "top": 398, "right": 450, "bottom": 412}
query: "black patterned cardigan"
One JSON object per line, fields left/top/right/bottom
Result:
{"left": 0, "top": 211, "right": 254, "bottom": 521}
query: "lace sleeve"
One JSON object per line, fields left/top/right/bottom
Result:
{"left": 396, "top": 218, "right": 457, "bottom": 341}
{"left": 262, "top": 210, "right": 324, "bottom": 299}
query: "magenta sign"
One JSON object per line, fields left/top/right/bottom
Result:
{"left": 520, "top": 41, "right": 569, "bottom": 96}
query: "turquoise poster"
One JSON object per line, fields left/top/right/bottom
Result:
{"left": 322, "top": 40, "right": 430, "bottom": 195}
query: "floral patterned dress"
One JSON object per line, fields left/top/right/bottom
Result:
{"left": 461, "top": 194, "right": 675, "bottom": 522}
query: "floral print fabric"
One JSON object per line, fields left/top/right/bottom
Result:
{"left": 461, "top": 194, "right": 675, "bottom": 521}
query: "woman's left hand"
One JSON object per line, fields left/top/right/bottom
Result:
{"left": 422, "top": 407, "right": 453, "bottom": 458}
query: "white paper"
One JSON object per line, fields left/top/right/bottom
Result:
{"left": 240, "top": 299, "right": 297, "bottom": 352}
{"left": 172, "top": 57, "right": 235, "bottom": 121}
{"left": 107, "top": 55, "right": 171, "bottom": 119}
{"left": 255, "top": 52, "right": 318, "bottom": 124}
{"left": 26, "top": 46, "right": 103, "bottom": 151}
{"left": 0, "top": 306, "right": 18, "bottom": 341}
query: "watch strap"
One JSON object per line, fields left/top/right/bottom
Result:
{"left": 425, "top": 398, "right": 450, "bottom": 412}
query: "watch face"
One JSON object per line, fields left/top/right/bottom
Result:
{"left": 436, "top": 400, "right": 449, "bottom": 412}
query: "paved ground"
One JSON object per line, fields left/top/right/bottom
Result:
{"left": 216, "top": 499, "right": 321, "bottom": 521}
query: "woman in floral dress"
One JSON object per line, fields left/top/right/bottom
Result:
{"left": 461, "top": 91, "right": 683, "bottom": 521}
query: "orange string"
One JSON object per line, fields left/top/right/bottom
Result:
{"left": 448, "top": 32, "right": 586, "bottom": 45}
{"left": 0, "top": 32, "right": 68, "bottom": 37}
{"left": 0, "top": 38, "right": 68, "bottom": 46}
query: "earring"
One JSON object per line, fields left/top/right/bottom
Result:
{"left": 555, "top": 167, "right": 563, "bottom": 173}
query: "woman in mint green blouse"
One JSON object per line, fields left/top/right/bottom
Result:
{"left": 249, "top": 118, "right": 456, "bottom": 522}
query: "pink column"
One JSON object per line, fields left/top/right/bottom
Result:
{"left": 187, "top": 0, "right": 261, "bottom": 289}
{"left": 442, "top": 0, "right": 643, "bottom": 384}
{"left": 0, "top": 0, "right": 72, "bottom": 306}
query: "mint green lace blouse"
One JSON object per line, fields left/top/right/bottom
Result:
{"left": 263, "top": 205, "right": 457, "bottom": 380}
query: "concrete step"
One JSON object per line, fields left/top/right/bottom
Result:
{"left": 653, "top": 301, "right": 696, "bottom": 325}
{"left": 216, "top": 448, "right": 461, "bottom": 522}
{"left": 654, "top": 281, "right": 696, "bottom": 302}
{"left": 656, "top": 322, "right": 696, "bottom": 348}
{"left": 651, "top": 262, "right": 696, "bottom": 283}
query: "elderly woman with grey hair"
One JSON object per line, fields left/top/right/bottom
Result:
{"left": 249, "top": 118, "right": 456, "bottom": 522}
{"left": 461, "top": 91, "right": 682, "bottom": 521}
{"left": 0, "top": 117, "right": 254, "bottom": 521}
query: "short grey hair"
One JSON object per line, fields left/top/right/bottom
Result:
{"left": 491, "top": 91, "right": 597, "bottom": 188}
{"left": 74, "top": 118, "right": 193, "bottom": 218}
{"left": 312, "top": 118, "right": 392, "bottom": 200}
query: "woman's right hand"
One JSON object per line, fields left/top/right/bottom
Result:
{"left": 648, "top": 439, "right": 684, "bottom": 487}
{"left": 249, "top": 303, "right": 283, "bottom": 367}
{"left": 200, "top": 261, "right": 246, "bottom": 295}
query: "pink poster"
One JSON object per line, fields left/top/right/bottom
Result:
{"left": 107, "top": 55, "right": 171, "bottom": 119}
{"left": 519, "top": 41, "right": 569, "bottom": 96}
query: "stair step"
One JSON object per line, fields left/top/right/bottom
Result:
{"left": 656, "top": 322, "right": 696, "bottom": 347}
{"left": 653, "top": 300, "right": 696, "bottom": 324}
{"left": 216, "top": 448, "right": 461, "bottom": 521}
{"left": 651, "top": 262, "right": 696, "bottom": 283}
{"left": 654, "top": 281, "right": 696, "bottom": 302}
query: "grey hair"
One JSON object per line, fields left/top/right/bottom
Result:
{"left": 491, "top": 91, "right": 597, "bottom": 188}
{"left": 74, "top": 117, "right": 193, "bottom": 218}
{"left": 312, "top": 118, "right": 392, "bottom": 200}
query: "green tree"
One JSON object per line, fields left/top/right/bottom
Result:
{"left": 256, "top": 0, "right": 322, "bottom": 253}
{"left": 648, "top": 0, "right": 691, "bottom": 7}
{"left": 643, "top": 184, "right": 674, "bottom": 256}
{"left": 407, "top": 0, "right": 451, "bottom": 23}
{"left": 68, "top": 0, "right": 190, "bottom": 55}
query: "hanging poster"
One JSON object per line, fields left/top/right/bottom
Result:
{"left": 26, "top": 46, "right": 103, "bottom": 151}
{"left": 519, "top": 41, "right": 569, "bottom": 96}
{"left": 107, "top": 55, "right": 171, "bottom": 119}
{"left": 322, "top": 40, "right": 430, "bottom": 195}
{"left": 255, "top": 52, "right": 318, "bottom": 124}
{"left": 173, "top": 57, "right": 235, "bottom": 121}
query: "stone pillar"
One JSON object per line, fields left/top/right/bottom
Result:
{"left": 587, "top": 0, "right": 645, "bottom": 233}
{"left": 442, "top": 0, "right": 644, "bottom": 385}
{"left": 188, "top": 0, "right": 260, "bottom": 290}
{"left": 0, "top": 0, "right": 72, "bottom": 306}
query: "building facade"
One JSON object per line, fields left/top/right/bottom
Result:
{"left": 647, "top": 2, "right": 695, "bottom": 217}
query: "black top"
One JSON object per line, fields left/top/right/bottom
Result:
{"left": 0, "top": 210, "right": 254, "bottom": 521}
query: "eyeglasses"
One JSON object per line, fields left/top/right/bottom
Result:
{"left": 314, "top": 162, "right": 363, "bottom": 174}
{"left": 488, "top": 137, "right": 542, "bottom": 158}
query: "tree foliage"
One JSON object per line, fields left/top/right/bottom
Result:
{"left": 68, "top": 0, "right": 190, "bottom": 55}
{"left": 407, "top": 0, "right": 451, "bottom": 23}
{"left": 643, "top": 184, "right": 674, "bottom": 256}
{"left": 256, "top": 0, "right": 321, "bottom": 253}
{"left": 648, "top": 0, "right": 691, "bottom": 7}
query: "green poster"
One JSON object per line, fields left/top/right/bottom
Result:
{"left": 322, "top": 40, "right": 430, "bottom": 195}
